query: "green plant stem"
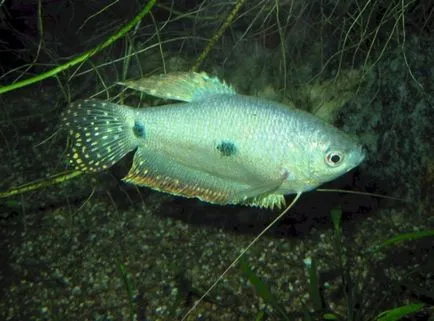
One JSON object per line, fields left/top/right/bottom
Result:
{"left": 0, "top": 0, "right": 157, "bottom": 95}
{"left": 191, "top": 0, "right": 247, "bottom": 71}
{"left": 0, "top": 171, "right": 83, "bottom": 198}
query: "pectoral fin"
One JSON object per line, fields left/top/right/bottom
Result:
{"left": 243, "top": 194, "right": 286, "bottom": 209}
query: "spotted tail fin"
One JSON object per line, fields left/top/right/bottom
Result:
{"left": 61, "top": 99, "right": 141, "bottom": 173}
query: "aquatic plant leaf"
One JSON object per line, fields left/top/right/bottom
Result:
{"left": 375, "top": 303, "right": 424, "bottom": 321}
{"left": 305, "top": 257, "right": 322, "bottom": 311}
{"left": 368, "top": 230, "right": 434, "bottom": 252}
{"left": 322, "top": 313, "right": 338, "bottom": 320}
{"left": 239, "top": 257, "right": 291, "bottom": 321}
{"left": 330, "top": 207, "right": 342, "bottom": 233}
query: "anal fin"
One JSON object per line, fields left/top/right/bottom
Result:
{"left": 123, "top": 148, "right": 236, "bottom": 205}
{"left": 122, "top": 148, "right": 286, "bottom": 209}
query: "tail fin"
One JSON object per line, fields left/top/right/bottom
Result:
{"left": 61, "top": 99, "right": 140, "bottom": 173}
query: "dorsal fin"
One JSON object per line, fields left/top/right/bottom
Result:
{"left": 118, "top": 72, "right": 236, "bottom": 102}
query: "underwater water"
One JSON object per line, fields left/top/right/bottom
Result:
{"left": 0, "top": 1, "right": 433, "bottom": 320}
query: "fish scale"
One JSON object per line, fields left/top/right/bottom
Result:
{"left": 60, "top": 72, "right": 365, "bottom": 208}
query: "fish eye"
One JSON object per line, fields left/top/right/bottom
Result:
{"left": 325, "top": 151, "right": 343, "bottom": 167}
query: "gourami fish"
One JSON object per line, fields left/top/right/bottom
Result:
{"left": 61, "top": 72, "right": 365, "bottom": 208}
{"left": 62, "top": 72, "right": 366, "bottom": 318}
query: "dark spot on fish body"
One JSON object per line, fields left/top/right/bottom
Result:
{"left": 216, "top": 141, "right": 237, "bottom": 156}
{"left": 133, "top": 120, "right": 145, "bottom": 138}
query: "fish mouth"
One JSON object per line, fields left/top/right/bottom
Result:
{"left": 349, "top": 145, "right": 366, "bottom": 170}
{"left": 358, "top": 145, "right": 367, "bottom": 162}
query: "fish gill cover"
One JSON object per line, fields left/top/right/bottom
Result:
{"left": 0, "top": 1, "right": 433, "bottom": 321}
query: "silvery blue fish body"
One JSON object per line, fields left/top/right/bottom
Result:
{"left": 61, "top": 72, "right": 365, "bottom": 208}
